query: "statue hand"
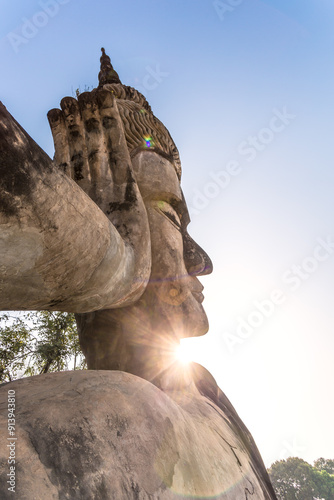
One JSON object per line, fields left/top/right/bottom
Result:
{"left": 47, "top": 89, "right": 151, "bottom": 304}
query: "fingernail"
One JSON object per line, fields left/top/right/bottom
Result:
{"left": 78, "top": 91, "right": 97, "bottom": 112}
{"left": 60, "top": 97, "right": 79, "bottom": 116}
{"left": 47, "top": 108, "right": 63, "bottom": 127}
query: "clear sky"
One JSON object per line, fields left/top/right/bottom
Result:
{"left": 1, "top": 0, "right": 333, "bottom": 468}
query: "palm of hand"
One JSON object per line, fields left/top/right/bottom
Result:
{"left": 47, "top": 88, "right": 150, "bottom": 252}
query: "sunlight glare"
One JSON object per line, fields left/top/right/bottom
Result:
{"left": 175, "top": 340, "right": 195, "bottom": 364}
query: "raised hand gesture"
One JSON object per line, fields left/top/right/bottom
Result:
{"left": 0, "top": 85, "right": 151, "bottom": 312}
{"left": 47, "top": 88, "right": 151, "bottom": 308}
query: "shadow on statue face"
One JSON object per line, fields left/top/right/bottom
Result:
{"left": 76, "top": 151, "right": 212, "bottom": 376}
{"left": 131, "top": 150, "right": 213, "bottom": 339}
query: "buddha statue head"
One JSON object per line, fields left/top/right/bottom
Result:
{"left": 55, "top": 49, "right": 213, "bottom": 382}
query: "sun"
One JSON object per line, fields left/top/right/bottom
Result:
{"left": 175, "top": 340, "right": 196, "bottom": 364}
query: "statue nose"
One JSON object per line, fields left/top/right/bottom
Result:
{"left": 183, "top": 232, "right": 213, "bottom": 277}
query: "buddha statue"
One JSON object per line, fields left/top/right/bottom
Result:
{"left": 1, "top": 48, "right": 213, "bottom": 384}
{"left": 0, "top": 49, "right": 277, "bottom": 499}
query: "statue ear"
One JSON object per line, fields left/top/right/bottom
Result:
{"left": 182, "top": 231, "right": 213, "bottom": 276}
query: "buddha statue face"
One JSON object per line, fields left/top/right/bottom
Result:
{"left": 77, "top": 147, "right": 212, "bottom": 373}
{"left": 75, "top": 50, "right": 213, "bottom": 375}
{"left": 131, "top": 150, "right": 212, "bottom": 341}
{"left": 76, "top": 147, "right": 212, "bottom": 376}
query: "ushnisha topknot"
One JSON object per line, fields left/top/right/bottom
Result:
{"left": 98, "top": 48, "right": 181, "bottom": 180}
{"left": 98, "top": 47, "right": 122, "bottom": 86}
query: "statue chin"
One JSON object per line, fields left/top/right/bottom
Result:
{"left": 150, "top": 289, "right": 210, "bottom": 339}
{"left": 75, "top": 286, "right": 209, "bottom": 377}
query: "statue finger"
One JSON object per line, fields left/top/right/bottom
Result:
{"left": 96, "top": 89, "right": 132, "bottom": 186}
{"left": 47, "top": 108, "right": 73, "bottom": 178}
{"left": 60, "top": 96, "right": 91, "bottom": 190}
{"left": 78, "top": 91, "right": 112, "bottom": 186}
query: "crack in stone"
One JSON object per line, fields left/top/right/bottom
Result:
{"left": 245, "top": 477, "right": 255, "bottom": 498}
{"left": 213, "top": 428, "right": 242, "bottom": 468}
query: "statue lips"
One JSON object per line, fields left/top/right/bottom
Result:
{"left": 192, "top": 291, "right": 204, "bottom": 303}
{"left": 191, "top": 280, "right": 205, "bottom": 303}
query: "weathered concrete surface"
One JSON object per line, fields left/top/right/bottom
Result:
{"left": 0, "top": 369, "right": 276, "bottom": 499}
{"left": 0, "top": 102, "right": 150, "bottom": 312}
{"left": 76, "top": 151, "right": 214, "bottom": 377}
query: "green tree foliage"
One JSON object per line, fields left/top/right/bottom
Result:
{"left": 314, "top": 459, "right": 334, "bottom": 476}
{"left": 268, "top": 457, "right": 334, "bottom": 500}
{"left": 0, "top": 312, "right": 85, "bottom": 383}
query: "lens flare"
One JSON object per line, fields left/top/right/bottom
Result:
{"left": 143, "top": 135, "right": 153, "bottom": 148}
{"left": 175, "top": 341, "right": 193, "bottom": 364}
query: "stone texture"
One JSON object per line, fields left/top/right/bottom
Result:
{"left": 0, "top": 369, "right": 276, "bottom": 499}
{"left": 0, "top": 49, "right": 277, "bottom": 500}
{"left": 0, "top": 102, "right": 150, "bottom": 313}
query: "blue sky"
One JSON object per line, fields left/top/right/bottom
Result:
{"left": 1, "top": 0, "right": 334, "bottom": 467}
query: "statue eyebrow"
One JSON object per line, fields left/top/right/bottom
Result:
{"left": 165, "top": 196, "right": 186, "bottom": 225}
{"left": 151, "top": 198, "right": 182, "bottom": 230}
{"left": 160, "top": 205, "right": 182, "bottom": 229}
{"left": 163, "top": 197, "right": 190, "bottom": 229}
{"left": 148, "top": 192, "right": 181, "bottom": 206}
{"left": 147, "top": 193, "right": 187, "bottom": 227}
